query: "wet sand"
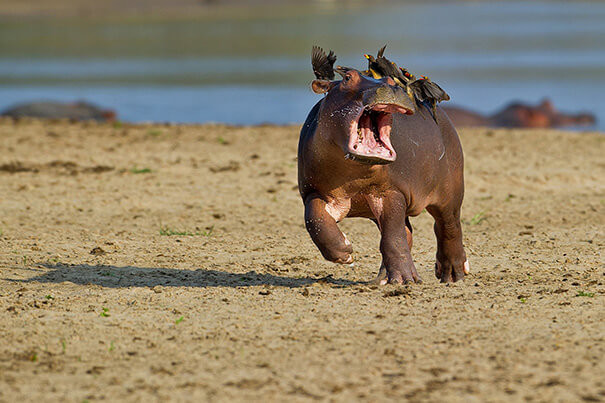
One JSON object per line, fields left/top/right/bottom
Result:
{"left": 0, "top": 119, "right": 603, "bottom": 402}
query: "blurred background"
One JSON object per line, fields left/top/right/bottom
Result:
{"left": 0, "top": 0, "right": 604, "bottom": 128}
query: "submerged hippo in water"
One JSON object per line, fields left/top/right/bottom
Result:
{"left": 443, "top": 99, "right": 596, "bottom": 128}
{"left": 1, "top": 101, "right": 116, "bottom": 122}
{"left": 299, "top": 55, "right": 468, "bottom": 284}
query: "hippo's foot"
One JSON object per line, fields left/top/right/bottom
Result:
{"left": 373, "top": 264, "right": 387, "bottom": 285}
{"left": 374, "top": 261, "right": 422, "bottom": 285}
{"left": 330, "top": 250, "right": 353, "bottom": 265}
{"left": 435, "top": 256, "right": 469, "bottom": 283}
{"left": 321, "top": 233, "right": 353, "bottom": 264}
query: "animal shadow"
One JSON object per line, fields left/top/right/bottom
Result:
{"left": 19, "top": 263, "right": 361, "bottom": 288}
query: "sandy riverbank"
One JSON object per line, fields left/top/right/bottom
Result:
{"left": 0, "top": 119, "right": 603, "bottom": 402}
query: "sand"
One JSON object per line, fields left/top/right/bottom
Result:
{"left": 0, "top": 119, "right": 603, "bottom": 402}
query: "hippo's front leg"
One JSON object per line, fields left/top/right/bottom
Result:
{"left": 373, "top": 218, "right": 413, "bottom": 284}
{"left": 377, "top": 194, "right": 422, "bottom": 284}
{"left": 304, "top": 195, "right": 353, "bottom": 264}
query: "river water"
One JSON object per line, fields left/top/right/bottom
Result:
{"left": 1, "top": 1, "right": 604, "bottom": 128}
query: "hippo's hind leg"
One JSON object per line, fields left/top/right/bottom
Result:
{"left": 374, "top": 217, "right": 413, "bottom": 284}
{"left": 427, "top": 202, "right": 468, "bottom": 283}
{"left": 304, "top": 195, "right": 353, "bottom": 264}
{"left": 375, "top": 194, "right": 421, "bottom": 284}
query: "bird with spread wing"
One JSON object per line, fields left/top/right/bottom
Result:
{"left": 311, "top": 46, "right": 337, "bottom": 81}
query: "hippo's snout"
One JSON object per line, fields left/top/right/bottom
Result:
{"left": 344, "top": 84, "right": 415, "bottom": 165}
{"left": 362, "top": 84, "right": 416, "bottom": 115}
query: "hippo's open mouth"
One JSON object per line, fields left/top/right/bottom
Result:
{"left": 346, "top": 103, "right": 413, "bottom": 164}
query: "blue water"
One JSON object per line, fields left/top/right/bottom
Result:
{"left": 0, "top": 1, "right": 604, "bottom": 129}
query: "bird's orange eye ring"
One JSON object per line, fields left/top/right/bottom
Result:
{"left": 344, "top": 74, "right": 351, "bottom": 82}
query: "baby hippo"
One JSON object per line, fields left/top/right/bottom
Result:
{"left": 298, "top": 66, "right": 469, "bottom": 283}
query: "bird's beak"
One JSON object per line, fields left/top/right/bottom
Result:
{"left": 334, "top": 66, "right": 349, "bottom": 77}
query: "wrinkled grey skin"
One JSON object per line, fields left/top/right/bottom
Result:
{"left": 298, "top": 69, "right": 468, "bottom": 284}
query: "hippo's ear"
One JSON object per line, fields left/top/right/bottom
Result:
{"left": 311, "top": 79, "right": 334, "bottom": 94}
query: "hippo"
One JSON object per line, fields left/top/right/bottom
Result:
{"left": 443, "top": 99, "right": 596, "bottom": 128}
{"left": 298, "top": 65, "right": 468, "bottom": 284}
{"left": 1, "top": 101, "right": 116, "bottom": 122}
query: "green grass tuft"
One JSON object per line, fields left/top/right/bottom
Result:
{"left": 130, "top": 167, "right": 152, "bottom": 174}
{"left": 159, "top": 225, "right": 214, "bottom": 237}
{"left": 463, "top": 211, "right": 486, "bottom": 226}
{"left": 470, "top": 211, "right": 486, "bottom": 225}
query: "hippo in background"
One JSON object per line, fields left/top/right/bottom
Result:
{"left": 443, "top": 99, "right": 596, "bottom": 129}
{"left": 1, "top": 101, "right": 116, "bottom": 122}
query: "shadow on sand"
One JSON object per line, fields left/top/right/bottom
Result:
{"left": 14, "top": 263, "right": 362, "bottom": 288}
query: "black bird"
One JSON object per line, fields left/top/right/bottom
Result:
{"left": 311, "top": 46, "right": 337, "bottom": 80}
{"left": 399, "top": 67, "right": 415, "bottom": 82}
{"left": 408, "top": 76, "right": 450, "bottom": 116}
{"left": 363, "top": 54, "right": 381, "bottom": 79}
{"left": 365, "top": 45, "right": 407, "bottom": 86}
{"left": 375, "top": 45, "right": 405, "bottom": 81}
